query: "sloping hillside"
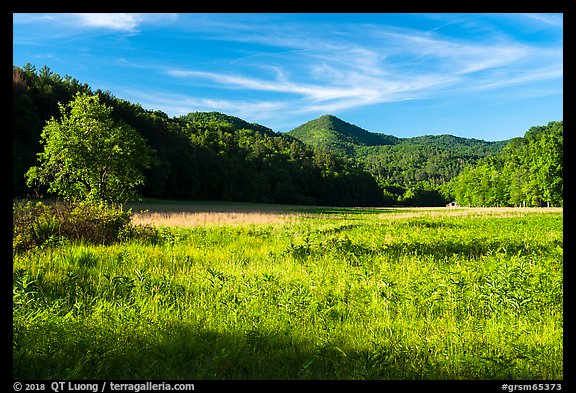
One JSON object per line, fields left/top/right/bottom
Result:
{"left": 287, "top": 114, "right": 399, "bottom": 155}
{"left": 287, "top": 114, "right": 508, "bottom": 186}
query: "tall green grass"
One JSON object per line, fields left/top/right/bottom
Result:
{"left": 13, "top": 208, "right": 562, "bottom": 379}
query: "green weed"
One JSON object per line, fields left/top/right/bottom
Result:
{"left": 13, "top": 207, "right": 563, "bottom": 380}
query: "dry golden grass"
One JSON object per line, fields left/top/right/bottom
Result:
{"left": 376, "top": 206, "right": 563, "bottom": 220}
{"left": 129, "top": 199, "right": 562, "bottom": 227}
{"left": 127, "top": 199, "right": 313, "bottom": 227}
{"left": 131, "top": 211, "right": 301, "bottom": 227}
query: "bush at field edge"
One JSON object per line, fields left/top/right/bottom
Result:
{"left": 12, "top": 199, "right": 159, "bottom": 253}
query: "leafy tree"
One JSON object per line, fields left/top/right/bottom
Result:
{"left": 528, "top": 122, "right": 563, "bottom": 206}
{"left": 14, "top": 64, "right": 562, "bottom": 208}
{"left": 13, "top": 64, "right": 93, "bottom": 195}
{"left": 449, "top": 121, "right": 562, "bottom": 207}
{"left": 26, "top": 92, "right": 155, "bottom": 204}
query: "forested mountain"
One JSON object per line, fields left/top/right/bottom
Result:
{"left": 357, "top": 136, "right": 507, "bottom": 188}
{"left": 287, "top": 114, "right": 508, "bottom": 187}
{"left": 13, "top": 64, "right": 563, "bottom": 207}
{"left": 288, "top": 114, "right": 399, "bottom": 155}
{"left": 177, "top": 111, "right": 277, "bottom": 137}
{"left": 13, "top": 64, "right": 383, "bottom": 207}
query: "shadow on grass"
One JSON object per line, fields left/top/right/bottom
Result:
{"left": 303, "top": 207, "right": 398, "bottom": 215}
{"left": 128, "top": 199, "right": 408, "bottom": 216}
{"left": 127, "top": 199, "right": 316, "bottom": 214}
{"left": 300, "top": 236, "right": 559, "bottom": 261}
{"left": 13, "top": 319, "right": 551, "bottom": 380}
{"left": 378, "top": 239, "right": 556, "bottom": 259}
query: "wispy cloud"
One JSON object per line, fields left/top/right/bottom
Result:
{"left": 121, "top": 88, "right": 289, "bottom": 124}
{"left": 14, "top": 13, "right": 561, "bottom": 133}
{"left": 13, "top": 14, "right": 56, "bottom": 24}
{"left": 14, "top": 13, "right": 178, "bottom": 33}
{"left": 164, "top": 17, "right": 561, "bottom": 118}
{"left": 521, "top": 13, "right": 563, "bottom": 26}
{"left": 82, "top": 14, "right": 561, "bottom": 129}
{"left": 166, "top": 69, "right": 380, "bottom": 102}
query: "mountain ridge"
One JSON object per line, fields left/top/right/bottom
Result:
{"left": 286, "top": 114, "right": 508, "bottom": 156}
{"left": 13, "top": 63, "right": 561, "bottom": 207}
{"left": 285, "top": 113, "right": 509, "bottom": 187}
{"left": 177, "top": 111, "right": 277, "bottom": 137}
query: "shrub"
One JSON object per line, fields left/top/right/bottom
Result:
{"left": 60, "top": 201, "right": 132, "bottom": 245}
{"left": 13, "top": 199, "right": 134, "bottom": 253}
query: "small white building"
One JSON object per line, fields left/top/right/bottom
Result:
{"left": 446, "top": 201, "right": 459, "bottom": 207}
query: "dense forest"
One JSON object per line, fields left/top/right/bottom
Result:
{"left": 13, "top": 64, "right": 382, "bottom": 207}
{"left": 287, "top": 115, "right": 511, "bottom": 205}
{"left": 13, "top": 64, "right": 563, "bottom": 207}
{"left": 448, "top": 121, "right": 563, "bottom": 207}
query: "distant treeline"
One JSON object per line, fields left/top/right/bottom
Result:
{"left": 13, "top": 64, "right": 382, "bottom": 207}
{"left": 13, "top": 64, "right": 562, "bottom": 207}
{"left": 448, "top": 121, "right": 563, "bottom": 207}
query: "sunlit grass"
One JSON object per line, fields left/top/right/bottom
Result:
{"left": 131, "top": 211, "right": 300, "bottom": 227}
{"left": 13, "top": 204, "right": 563, "bottom": 380}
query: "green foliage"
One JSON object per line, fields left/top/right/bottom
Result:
{"left": 13, "top": 64, "right": 93, "bottom": 196}
{"left": 13, "top": 199, "right": 135, "bottom": 253}
{"left": 399, "top": 181, "right": 448, "bottom": 207}
{"left": 13, "top": 207, "right": 562, "bottom": 379}
{"left": 12, "top": 64, "right": 562, "bottom": 208}
{"left": 179, "top": 111, "right": 277, "bottom": 137}
{"left": 169, "top": 115, "right": 384, "bottom": 206}
{"left": 288, "top": 114, "right": 399, "bottom": 155}
{"left": 13, "top": 65, "right": 385, "bottom": 206}
{"left": 25, "top": 92, "right": 155, "bottom": 204}
{"left": 450, "top": 121, "right": 563, "bottom": 207}
{"left": 31, "top": 211, "right": 60, "bottom": 245}
{"left": 288, "top": 114, "right": 507, "bottom": 188}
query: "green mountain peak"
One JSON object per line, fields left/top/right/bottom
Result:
{"left": 287, "top": 114, "right": 398, "bottom": 155}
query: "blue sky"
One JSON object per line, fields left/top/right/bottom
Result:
{"left": 13, "top": 13, "right": 563, "bottom": 141}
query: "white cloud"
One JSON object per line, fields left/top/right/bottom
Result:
{"left": 13, "top": 14, "right": 56, "bottom": 24}
{"left": 17, "top": 13, "right": 559, "bottom": 131}
{"left": 121, "top": 88, "right": 289, "bottom": 124}
{"left": 163, "top": 16, "right": 561, "bottom": 119}
{"left": 19, "top": 13, "right": 561, "bottom": 106}
{"left": 74, "top": 13, "right": 143, "bottom": 31}
{"left": 14, "top": 13, "right": 178, "bottom": 33}
{"left": 166, "top": 68, "right": 378, "bottom": 103}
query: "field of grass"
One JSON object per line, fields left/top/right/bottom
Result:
{"left": 13, "top": 201, "right": 563, "bottom": 380}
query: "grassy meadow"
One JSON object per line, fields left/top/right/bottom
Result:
{"left": 13, "top": 201, "right": 563, "bottom": 380}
